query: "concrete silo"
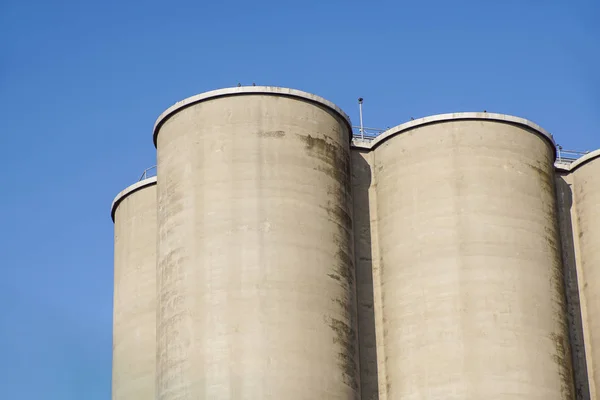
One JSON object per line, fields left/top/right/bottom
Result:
{"left": 153, "top": 87, "right": 359, "bottom": 399}
{"left": 566, "top": 150, "right": 600, "bottom": 398}
{"left": 111, "top": 177, "right": 157, "bottom": 400}
{"left": 363, "top": 113, "right": 574, "bottom": 399}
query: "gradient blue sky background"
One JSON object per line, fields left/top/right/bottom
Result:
{"left": 0, "top": 0, "right": 598, "bottom": 398}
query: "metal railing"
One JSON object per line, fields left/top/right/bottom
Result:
{"left": 556, "top": 148, "right": 589, "bottom": 166}
{"left": 139, "top": 165, "right": 157, "bottom": 181}
{"left": 352, "top": 126, "right": 386, "bottom": 140}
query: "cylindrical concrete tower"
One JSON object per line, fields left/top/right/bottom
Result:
{"left": 111, "top": 177, "right": 157, "bottom": 400}
{"left": 570, "top": 150, "right": 600, "bottom": 398}
{"left": 370, "top": 113, "right": 573, "bottom": 399}
{"left": 154, "top": 87, "right": 359, "bottom": 399}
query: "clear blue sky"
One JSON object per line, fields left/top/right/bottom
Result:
{"left": 0, "top": 0, "right": 598, "bottom": 398}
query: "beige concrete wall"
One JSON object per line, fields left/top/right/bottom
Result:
{"left": 351, "top": 149, "right": 385, "bottom": 400}
{"left": 555, "top": 170, "right": 591, "bottom": 400}
{"left": 112, "top": 179, "right": 157, "bottom": 400}
{"left": 371, "top": 120, "right": 573, "bottom": 399}
{"left": 109, "top": 93, "right": 595, "bottom": 399}
{"left": 571, "top": 155, "right": 600, "bottom": 399}
{"left": 155, "top": 92, "right": 360, "bottom": 399}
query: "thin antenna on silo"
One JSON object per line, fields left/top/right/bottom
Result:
{"left": 358, "top": 97, "right": 364, "bottom": 140}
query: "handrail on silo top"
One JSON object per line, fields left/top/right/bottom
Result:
{"left": 139, "top": 165, "right": 157, "bottom": 181}
{"left": 555, "top": 146, "right": 590, "bottom": 165}
{"left": 351, "top": 126, "right": 385, "bottom": 139}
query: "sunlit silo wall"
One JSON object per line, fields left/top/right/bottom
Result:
{"left": 361, "top": 114, "right": 574, "bottom": 399}
{"left": 153, "top": 87, "right": 360, "bottom": 399}
{"left": 566, "top": 151, "right": 600, "bottom": 399}
{"left": 111, "top": 177, "right": 157, "bottom": 400}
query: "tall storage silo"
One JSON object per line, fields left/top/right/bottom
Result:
{"left": 111, "top": 177, "right": 157, "bottom": 400}
{"left": 370, "top": 113, "right": 573, "bottom": 399}
{"left": 570, "top": 150, "right": 600, "bottom": 398}
{"left": 154, "top": 87, "right": 359, "bottom": 399}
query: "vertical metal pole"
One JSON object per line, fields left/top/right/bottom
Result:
{"left": 358, "top": 97, "right": 364, "bottom": 140}
{"left": 557, "top": 145, "right": 562, "bottom": 163}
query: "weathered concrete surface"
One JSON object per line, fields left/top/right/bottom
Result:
{"left": 351, "top": 149, "right": 385, "bottom": 400}
{"left": 155, "top": 92, "right": 359, "bottom": 399}
{"left": 111, "top": 178, "right": 157, "bottom": 400}
{"left": 571, "top": 153, "right": 600, "bottom": 399}
{"left": 355, "top": 112, "right": 555, "bottom": 151}
{"left": 371, "top": 120, "right": 573, "bottom": 399}
{"left": 153, "top": 86, "right": 351, "bottom": 146}
{"left": 555, "top": 171, "right": 591, "bottom": 400}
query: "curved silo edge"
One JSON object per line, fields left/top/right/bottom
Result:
{"left": 370, "top": 118, "right": 571, "bottom": 397}
{"left": 152, "top": 86, "right": 352, "bottom": 147}
{"left": 351, "top": 112, "right": 555, "bottom": 155}
{"left": 111, "top": 177, "right": 158, "bottom": 222}
{"left": 567, "top": 149, "right": 600, "bottom": 172}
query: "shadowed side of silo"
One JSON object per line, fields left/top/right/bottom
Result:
{"left": 569, "top": 151, "right": 600, "bottom": 398}
{"left": 154, "top": 87, "right": 359, "bottom": 399}
{"left": 350, "top": 146, "right": 386, "bottom": 400}
{"left": 555, "top": 166, "right": 591, "bottom": 400}
{"left": 370, "top": 114, "right": 574, "bottom": 399}
{"left": 111, "top": 177, "right": 157, "bottom": 400}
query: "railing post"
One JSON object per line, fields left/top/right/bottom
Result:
{"left": 139, "top": 165, "right": 157, "bottom": 181}
{"left": 358, "top": 98, "right": 364, "bottom": 140}
{"left": 557, "top": 145, "right": 562, "bottom": 163}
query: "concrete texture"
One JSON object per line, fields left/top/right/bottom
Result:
{"left": 153, "top": 86, "right": 351, "bottom": 146}
{"left": 111, "top": 177, "right": 157, "bottom": 400}
{"left": 570, "top": 152, "right": 600, "bottom": 399}
{"left": 351, "top": 149, "right": 385, "bottom": 400}
{"left": 555, "top": 170, "right": 591, "bottom": 400}
{"left": 155, "top": 91, "right": 359, "bottom": 399}
{"left": 369, "top": 119, "right": 573, "bottom": 399}
{"left": 352, "top": 112, "right": 555, "bottom": 151}
{"left": 110, "top": 85, "right": 600, "bottom": 399}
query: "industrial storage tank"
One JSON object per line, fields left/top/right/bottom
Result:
{"left": 111, "top": 177, "right": 157, "bottom": 400}
{"left": 568, "top": 150, "right": 600, "bottom": 398}
{"left": 369, "top": 113, "right": 574, "bottom": 399}
{"left": 153, "top": 87, "right": 359, "bottom": 399}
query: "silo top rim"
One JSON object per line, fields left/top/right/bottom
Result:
{"left": 564, "top": 148, "right": 600, "bottom": 172}
{"left": 554, "top": 164, "right": 570, "bottom": 173}
{"left": 111, "top": 176, "right": 157, "bottom": 222}
{"left": 153, "top": 86, "right": 352, "bottom": 146}
{"left": 352, "top": 112, "right": 555, "bottom": 150}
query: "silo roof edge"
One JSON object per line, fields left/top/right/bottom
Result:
{"left": 568, "top": 148, "right": 600, "bottom": 172}
{"left": 111, "top": 176, "right": 157, "bottom": 222}
{"left": 153, "top": 86, "right": 352, "bottom": 146}
{"left": 554, "top": 164, "right": 571, "bottom": 173}
{"left": 351, "top": 112, "right": 555, "bottom": 150}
